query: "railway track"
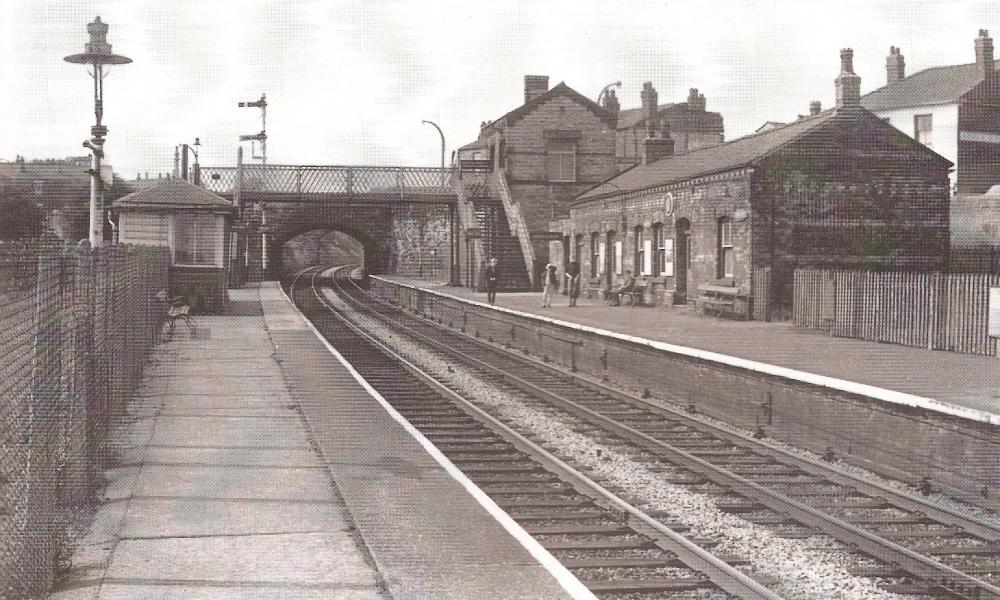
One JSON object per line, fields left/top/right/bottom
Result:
{"left": 289, "top": 267, "right": 781, "bottom": 599}
{"left": 310, "top": 265, "right": 1000, "bottom": 600}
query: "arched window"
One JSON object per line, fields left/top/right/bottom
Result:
{"left": 718, "top": 218, "right": 734, "bottom": 278}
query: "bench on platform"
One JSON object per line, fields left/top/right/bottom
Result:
{"left": 697, "top": 278, "right": 750, "bottom": 319}
{"left": 618, "top": 284, "right": 647, "bottom": 307}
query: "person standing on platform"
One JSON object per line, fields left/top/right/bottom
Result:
{"left": 542, "top": 263, "right": 558, "bottom": 307}
{"left": 566, "top": 260, "right": 581, "bottom": 307}
{"left": 485, "top": 257, "right": 499, "bottom": 305}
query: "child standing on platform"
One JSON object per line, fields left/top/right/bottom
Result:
{"left": 565, "top": 261, "right": 581, "bottom": 307}
{"left": 542, "top": 263, "right": 558, "bottom": 307}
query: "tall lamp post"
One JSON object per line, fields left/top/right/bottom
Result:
{"left": 422, "top": 119, "right": 460, "bottom": 286}
{"left": 64, "top": 16, "right": 132, "bottom": 248}
{"left": 179, "top": 137, "right": 201, "bottom": 185}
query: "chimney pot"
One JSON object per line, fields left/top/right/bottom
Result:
{"left": 523, "top": 75, "right": 549, "bottom": 104}
{"left": 886, "top": 45, "right": 906, "bottom": 84}
{"left": 835, "top": 48, "right": 862, "bottom": 109}
{"left": 643, "top": 118, "right": 674, "bottom": 165}
{"left": 976, "top": 29, "right": 995, "bottom": 85}
{"left": 809, "top": 101, "right": 822, "bottom": 115}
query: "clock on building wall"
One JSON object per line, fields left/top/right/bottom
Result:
{"left": 732, "top": 200, "right": 750, "bottom": 222}
{"left": 662, "top": 192, "right": 674, "bottom": 216}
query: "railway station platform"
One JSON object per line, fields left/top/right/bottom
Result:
{"left": 382, "top": 277, "right": 1000, "bottom": 419}
{"left": 49, "top": 283, "right": 580, "bottom": 600}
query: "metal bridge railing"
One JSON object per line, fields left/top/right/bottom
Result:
{"left": 199, "top": 165, "right": 457, "bottom": 196}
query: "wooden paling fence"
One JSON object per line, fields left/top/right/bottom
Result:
{"left": 793, "top": 268, "right": 1000, "bottom": 356}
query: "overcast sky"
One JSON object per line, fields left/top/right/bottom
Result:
{"left": 3, "top": 0, "right": 1000, "bottom": 178}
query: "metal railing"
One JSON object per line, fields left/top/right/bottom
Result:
{"left": 199, "top": 164, "right": 457, "bottom": 197}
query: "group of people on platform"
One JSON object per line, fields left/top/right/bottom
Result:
{"left": 482, "top": 258, "right": 637, "bottom": 308}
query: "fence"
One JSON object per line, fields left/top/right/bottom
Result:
{"left": 793, "top": 268, "right": 1000, "bottom": 356}
{"left": 0, "top": 239, "right": 169, "bottom": 598}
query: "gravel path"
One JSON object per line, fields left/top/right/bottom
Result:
{"left": 323, "top": 289, "right": 937, "bottom": 600}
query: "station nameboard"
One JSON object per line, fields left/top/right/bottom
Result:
{"left": 530, "top": 232, "right": 565, "bottom": 241}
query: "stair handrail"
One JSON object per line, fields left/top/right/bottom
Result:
{"left": 491, "top": 168, "right": 537, "bottom": 288}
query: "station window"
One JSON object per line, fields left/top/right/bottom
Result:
{"left": 718, "top": 218, "right": 734, "bottom": 278}
{"left": 652, "top": 223, "right": 663, "bottom": 275}
{"left": 545, "top": 141, "right": 576, "bottom": 182}
{"left": 914, "top": 114, "right": 932, "bottom": 147}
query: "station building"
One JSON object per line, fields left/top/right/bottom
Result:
{"left": 550, "top": 50, "right": 953, "bottom": 320}
{"left": 456, "top": 76, "right": 722, "bottom": 289}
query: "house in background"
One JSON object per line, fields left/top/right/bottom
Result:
{"left": 862, "top": 30, "right": 1000, "bottom": 197}
{"left": 611, "top": 84, "right": 724, "bottom": 171}
{"left": 551, "top": 49, "right": 953, "bottom": 320}
{"left": 114, "top": 179, "right": 235, "bottom": 313}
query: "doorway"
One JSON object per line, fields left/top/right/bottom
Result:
{"left": 675, "top": 218, "right": 691, "bottom": 303}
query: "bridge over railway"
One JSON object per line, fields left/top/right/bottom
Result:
{"left": 195, "top": 162, "right": 470, "bottom": 284}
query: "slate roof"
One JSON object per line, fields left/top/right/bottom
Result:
{"left": 615, "top": 103, "right": 724, "bottom": 132}
{"left": 115, "top": 179, "right": 233, "bottom": 210}
{"left": 861, "top": 60, "right": 1000, "bottom": 111}
{"left": 576, "top": 107, "right": 951, "bottom": 203}
{"left": 576, "top": 110, "right": 840, "bottom": 202}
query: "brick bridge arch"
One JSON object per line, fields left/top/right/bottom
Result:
{"left": 237, "top": 201, "right": 456, "bottom": 283}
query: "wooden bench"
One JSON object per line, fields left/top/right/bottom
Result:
{"left": 697, "top": 278, "right": 750, "bottom": 319}
{"left": 619, "top": 284, "right": 647, "bottom": 307}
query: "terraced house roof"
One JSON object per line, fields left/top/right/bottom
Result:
{"left": 861, "top": 59, "right": 1000, "bottom": 111}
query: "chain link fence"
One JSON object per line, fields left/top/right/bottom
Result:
{"left": 0, "top": 238, "right": 169, "bottom": 598}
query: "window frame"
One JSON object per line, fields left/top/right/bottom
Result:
{"left": 545, "top": 140, "right": 577, "bottom": 183}
{"left": 172, "top": 212, "right": 223, "bottom": 268}
{"left": 718, "top": 218, "right": 734, "bottom": 278}
{"left": 634, "top": 225, "right": 645, "bottom": 276}
{"left": 914, "top": 113, "right": 933, "bottom": 147}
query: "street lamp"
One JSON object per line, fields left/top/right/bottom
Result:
{"left": 179, "top": 137, "right": 201, "bottom": 185}
{"left": 596, "top": 80, "right": 622, "bottom": 104}
{"left": 64, "top": 16, "right": 132, "bottom": 247}
{"left": 421, "top": 120, "right": 446, "bottom": 186}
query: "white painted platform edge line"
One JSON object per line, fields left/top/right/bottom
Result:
{"left": 375, "top": 277, "right": 1000, "bottom": 427}
{"left": 277, "top": 284, "right": 599, "bottom": 600}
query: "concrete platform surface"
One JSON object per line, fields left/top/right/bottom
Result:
{"left": 49, "top": 284, "right": 580, "bottom": 600}
{"left": 382, "top": 277, "right": 1000, "bottom": 419}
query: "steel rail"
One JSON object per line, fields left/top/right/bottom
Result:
{"left": 333, "top": 271, "right": 1000, "bottom": 600}
{"left": 358, "top": 275, "right": 1000, "bottom": 543}
{"left": 306, "top": 266, "right": 784, "bottom": 600}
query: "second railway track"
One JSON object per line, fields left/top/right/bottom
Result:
{"left": 292, "top": 266, "right": 1000, "bottom": 599}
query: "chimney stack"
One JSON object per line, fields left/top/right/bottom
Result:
{"left": 600, "top": 88, "right": 620, "bottom": 116}
{"left": 643, "top": 119, "right": 675, "bottom": 165}
{"left": 524, "top": 75, "right": 549, "bottom": 104}
{"left": 975, "top": 29, "right": 994, "bottom": 85}
{"left": 641, "top": 82, "right": 659, "bottom": 134}
{"left": 809, "top": 100, "right": 822, "bottom": 115}
{"left": 835, "top": 48, "right": 862, "bottom": 109}
{"left": 886, "top": 46, "right": 905, "bottom": 84}
{"left": 687, "top": 88, "right": 706, "bottom": 111}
